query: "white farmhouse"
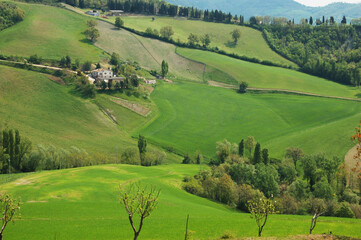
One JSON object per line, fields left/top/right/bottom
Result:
{"left": 91, "top": 69, "right": 113, "bottom": 81}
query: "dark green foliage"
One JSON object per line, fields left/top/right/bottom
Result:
{"left": 96, "top": 62, "right": 101, "bottom": 69}
{"left": 200, "top": 34, "right": 211, "bottom": 47}
{"left": 182, "top": 154, "right": 192, "bottom": 164}
{"left": 264, "top": 24, "right": 361, "bottom": 85}
{"left": 229, "top": 163, "right": 254, "bottom": 185}
{"left": 238, "top": 139, "right": 244, "bottom": 157}
{"left": 341, "top": 16, "right": 347, "bottom": 24}
{"left": 130, "top": 75, "right": 139, "bottom": 87}
{"left": 75, "top": 76, "right": 96, "bottom": 98}
{"left": 0, "top": 2, "right": 24, "bottom": 31}
{"left": 238, "top": 81, "right": 248, "bottom": 93}
{"left": 302, "top": 155, "right": 317, "bottom": 191}
{"left": 110, "top": 52, "right": 120, "bottom": 66}
{"left": 313, "top": 178, "right": 334, "bottom": 200}
{"left": 107, "top": 80, "right": 113, "bottom": 90}
{"left": 278, "top": 161, "right": 297, "bottom": 184}
{"left": 254, "top": 164, "right": 280, "bottom": 197}
{"left": 161, "top": 60, "right": 168, "bottom": 77}
{"left": 115, "top": 17, "right": 124, "bottom": 28}
{"left": 138, "top": 135, "right": 147, "bottom": 155}
{"left": 335, "top": 203, "right": 355, "bottom": 218}
{"left": 101, "top": 80, "right": 107, "bottom": 90}
{"left": 28, "top": 54, "right": 42, "bottom": 64}
{"left": 262, "top": 148, "right": 269, "bottom": 164}
{"left": 82, "top": 61, "right": 92, "bottom": 71}
{"left": 253, "top": 143, "right": 261, "bottom": 164}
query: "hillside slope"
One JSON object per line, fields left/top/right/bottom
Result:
{"left": 1, "top": 164, "right": 361, "bottom": 239}
{"left": 0, "top": 2, "right": 104, "bottom": 61}
{"left": 108, "top": 15, "right": 295, "bottom": 67}
{"left": 137, "top": 81, "right": 361, "bottom": 158}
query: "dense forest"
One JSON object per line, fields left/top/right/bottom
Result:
{"left": 0, "top": 2, "right": 24, "bottom": 31}
{"left": 183, "top": 138, "right": 361, "bottom": 219}
{"left": 263, "top": 22, "right": 361, "bottom": 86}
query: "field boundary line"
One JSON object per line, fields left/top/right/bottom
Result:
{"left": 208, "top": 81, "right": 361, "bottom": 102}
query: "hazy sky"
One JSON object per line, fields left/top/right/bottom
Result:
{"left": 294, "top": 0, "right": 361, "bottom": 6}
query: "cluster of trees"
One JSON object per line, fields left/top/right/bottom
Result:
{"left": 0, "top": 129, "right": 32, "bottom": 174}
{"left": 120, "top": 136, "right": 166, "bottom": 166}
{"left": 183, "top": 137, "right": 361, "bottom": 220}
{"left": 263, "top": 23, "right": 361, "bottom": 86}
{"left": 0, "top": 2, "right": 24, "bottom": 31}
{"left": 75, "top": 74, "right": 97, "bottom": 98}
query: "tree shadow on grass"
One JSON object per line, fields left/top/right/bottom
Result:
{"left": 354, "top": 92, "right": 361, "bottom": 98}
{"left": 224, "top": 40, "right": 237, "bottom": 48}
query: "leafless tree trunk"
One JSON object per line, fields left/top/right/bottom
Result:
{"left": 310, "top": 210, "right": 325, "bottom": 234}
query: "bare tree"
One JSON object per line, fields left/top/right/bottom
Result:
{"left": 248, "top": 197, "right": 276, "bottom": 237}
{"left": 120, "top": 183, "right": 161, "bottom": 240}
{"left": 309, "top": 198, "right": 326, "bottom": 234}
{"left": 0, "top": 193, "right": 20, "bottom": 240}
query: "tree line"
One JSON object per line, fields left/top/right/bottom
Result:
{"left": 183, "top": 136, "right": 361, "bottom": 220}
{"left": 0, "top": 2, "right": 24, "bottom": 31}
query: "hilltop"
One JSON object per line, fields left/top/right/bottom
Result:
{"left": 167, "top": 0, "right": 361, "bottom": 21}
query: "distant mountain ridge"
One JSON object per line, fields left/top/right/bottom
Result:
{"left": 166, "top": 0, "right": 361, "bottom": 22}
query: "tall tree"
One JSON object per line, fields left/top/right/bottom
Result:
{"left": 262, "top": 149, "right": 269, "bottom": 164}
{"left": 138, "top": 135, "right": 147, "bottom": 164}
{"left": 159, "top": 26, "right": 174, "bottom": 39}
{"left": 341, "top": 16, "right": 347, "bottom": 24}
{"left": 285, "top": 147, "right": 304, "bottom": 168}
{"left": 161, "top": 60, "right": 168, "bottom": 77}
{"left": 253, "top": 143, "right": 262, "bottom": 164}
{"left": 8, "top": 130, "right": 14, "bottom": 167}
{"left": 309, "top": 16, "right": 313, "bottom": 25}
{"left": 238, "top": 139, "right": 244, "bottom": 157}
{"left": 245, "top": 136, "right": 255, "bottom": 158}
{"left": 200, "top": 34, "right": 211, "bottom": 47}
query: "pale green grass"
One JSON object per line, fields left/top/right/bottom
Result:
{"left": 0, "top": 2, "right": 104, "bottom": 62}
{"left": 137, "top": 81, "right": 361, "bottom": 159}
{"left": 106, "top": 15, "right": 295, "bottom": 67}
{"left": 1, "top": 164, "right": 361, "bottom": 239}
{"left": 96, "top": 20, "right": 204, "bottom": 82}
{"left": 177, "top": 48, "right": 361, "bottom": 98}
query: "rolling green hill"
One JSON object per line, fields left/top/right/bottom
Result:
{"left": 177, "top": 48, "right": 361, "bottom": 99}
{"left": 0, "top": 65, "right": 179, "bottom": 162}
{"left": 137, "top": 81, "right": 361, "bottom": 159}
{"left": 1, "top": 164, "right": 361, "bottom": 239}
{"left": 0, "top": 2, "right": 104, "bottom": 62}
{"left": 106, "top": 15, "right": 295, "bottom": 67}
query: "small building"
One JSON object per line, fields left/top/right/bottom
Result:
{"left": 108, "top": 10, "right": 124, "bottom": 16}
{"left": 111, "top": 76, "right": 125, "bottom": 83}
{"left": 144, "top": 79, "right": 156, "bottom": 85}
{"left": 86, "top": 10, "right": 100, "bottom": 17}
{"left": 91, "top": 69, "right": 113, "bottom": 80}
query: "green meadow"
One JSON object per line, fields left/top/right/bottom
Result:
{"left": 137, "top": 81, "right": 361, "bottom": 159}
{"left": 0, "top": 65, "right": 180, "bottom": 162}
{"left": 0, "top": 2, "right": 104, "bottom": 61}
{"left": 107, "top": 15, "right": 295, "bottom": 67}
{"left": 177, "top": 48, "right": 361, "bottom": 98}
{"left": 1, "top": 164, "right": 361, "bottom": 239}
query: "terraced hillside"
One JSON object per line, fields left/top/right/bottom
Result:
{"left": 0, "top": 2, "right": 104, "bottom": 61}
{"left": 1, "top": 164, "right": 361, "bottom": 239}
{"left": 107, "top": 15, "right": 296, "bottom": 67}
{"left": 137, "top": 81, "right": 361, "bottom": 158}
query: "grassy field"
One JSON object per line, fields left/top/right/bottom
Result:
{"left": 106, "top": 15, "right": 295, "bottom": 67}
{"left": 177, "top": 48, "right": 361, "bottom": 98}
{"left": 1, "top": 164, "right": 361, "bottom": 240}
{"left": 0, "top": 65, "right": 180, "bottom": 163}
{"left": 96, "top": 20, "right": 204, "bottom": 82}
{"left": 136, "top": 81, "right": 361, "bottom": 159}
{"left": 0, "top": 2, "right": 104, "bottom": 62}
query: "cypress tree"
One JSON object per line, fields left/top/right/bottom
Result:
{"left": 253, "top": 142, "right": 261, "bottom": 164}
{"left": 238, "top": 139, "right": 244, "bottom": 157}
{"left": 2, "top": 130, "right": 8, "bottom": 153}
{"left": 262, "top": 148, "right": 269, "bottom": 164}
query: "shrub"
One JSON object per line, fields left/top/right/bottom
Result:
{"left": 275, "top": 194, "right": 298, "bottom": 214}
{"left": 343, "top": 190, "right": 360, "bottom": 204}
{"left": 183, "top": 178, "right": 203, "bottom": 196}
{"left": 236, "top": 184, "right": 264, "bottom": 212}
{"left": 335, "top": 202, "right": 355, "bottom": 218}
{"left": 350, "top": 204, "right": 361, "bottom": 219}
{"left": 121, "top": 147, "right": 140, "bottom": 165}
